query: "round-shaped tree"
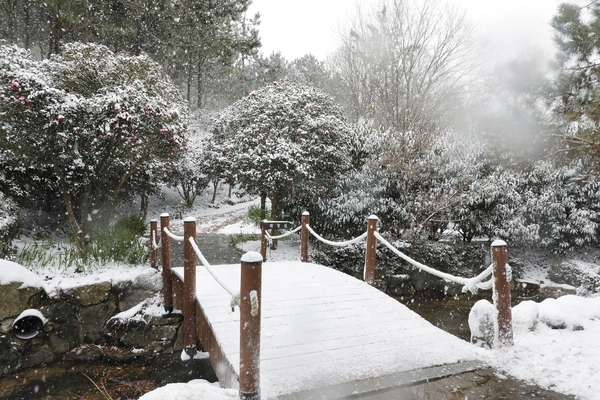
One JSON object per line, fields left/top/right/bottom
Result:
{"left": 209, "top": 81, "right": 351, "bottom": 224}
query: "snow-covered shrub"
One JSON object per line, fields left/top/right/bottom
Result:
{"left": 0, "top": 42, "right": 188, "bottom": 252}
{"left": 520, "top": 160, "right": 600, "bottom": 251}
{"left": 0, "top": 192, "right": 20, "bottom": 257}
{"left": 468, "top": 299, "right": 495, "bottom": 348}
{"left": 208, "top": 81, "right": 352, "bottom": 221}
{"left": 166, "top": 132, "right": 211, "bottom": 207}
{"left": 283, "top": 122, "right": 403, "bottom": 237}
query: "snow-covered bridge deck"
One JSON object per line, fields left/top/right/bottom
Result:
{"left": 171, "top": 261, "right": 483, "bottom": 399}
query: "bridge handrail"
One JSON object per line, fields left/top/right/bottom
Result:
{"left": 373, "top": 231, "right": 510, "bottom": 294}
{"left": 306, "top": 224, "right": 368, "bottom": 247}
{"left": 264, "top": 225, "right": 302, "bottom": 245}
{"left": 188, "top": 236, "right": 241, "bottom": 309}
{"left": 163, "top": 226, "right": 184, "bottom": 242}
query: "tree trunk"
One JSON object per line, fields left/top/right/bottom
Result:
{"left": 269, "top": 192, "right": 281, "bottom": 250}
{"left": 260, "top": 192, "right": 267, "bottom": 220}
{"left": 211, "top": 179, "right": 219, "bottom": 203}
{"left": 140, "top": 192, "right": 149, "bottom": 219}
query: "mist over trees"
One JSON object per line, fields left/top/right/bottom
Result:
{"left": 2, "top": 0, "right": 600, "bottom": 256}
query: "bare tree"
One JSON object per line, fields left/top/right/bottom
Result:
{"left": 329, "top": 0, "right": 474, "bottom": 135}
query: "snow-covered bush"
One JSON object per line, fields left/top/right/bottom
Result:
{"left": 166, "top": 133, "right": 211, "bottom": 207}
{"left": 0, "top": 42, "right": 188, "bottom": 252}
{"left": 0, "top": 192, "right": 20, "bottom": 257}
{"left": 283, "top": 123, "right": 401, "bottom": 236}
{"left": 209, "top": 81, "right": 352, "bottom": 221}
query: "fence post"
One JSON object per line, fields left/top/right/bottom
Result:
{"left": 240, "top": 252, "right": 262, "bottom": 400}
{"left": 183, "top": 217, "right": 198, "bottom": 356}
{"left": 300, "top": 211, "right": 309, "bottom": 262}
{"left": 260, "top": 220, "right": 267, "bottom": 262}
{"left": 160, "top": 213, "right": 173, "bottom": 313}
{"left": 150, "top": 220, "right": 158, "bottom": 269}
{"left": 491, "top": 240, "right": 513, "bottom": 347}
{"left": 364, "top": 215, "right": 379, "bottom": 285}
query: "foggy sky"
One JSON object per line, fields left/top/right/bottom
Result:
{"left": 247, "top": 0, "right": 567, "bottom": 63}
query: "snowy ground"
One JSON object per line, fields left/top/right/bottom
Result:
{"left": 3, "top": 185, "right": 600, "bottom": 399}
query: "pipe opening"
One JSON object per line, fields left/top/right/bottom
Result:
{"left": 12, "top": 309, "right": 47, "bottom": 340}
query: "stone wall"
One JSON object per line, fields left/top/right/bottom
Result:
{"left": 0, "top": 263, "right": 183, "bottom": 377}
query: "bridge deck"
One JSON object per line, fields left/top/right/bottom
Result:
{"left": 172, "top": 262, "right": 482, "bottom": 399}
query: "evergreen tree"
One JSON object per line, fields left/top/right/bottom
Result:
{"left": 551, "top": 2, "right": 600, "bottom": 160}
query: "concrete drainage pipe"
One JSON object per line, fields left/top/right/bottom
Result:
{"left": 12, "top": 309, "right": 47, "bottom": 339}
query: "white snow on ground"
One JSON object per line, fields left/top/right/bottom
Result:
{"left": 4, "top": 186, "right": 600, "bottom": 399}
{"left": 487, "top": 295, "right": 600, "bottom": 400}
{"left": 138, "top": 379, "right": 238, "bottom": 400}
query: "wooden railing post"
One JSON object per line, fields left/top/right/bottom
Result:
{"left": 492, "top": 240, "right": 513, "bottom": 347}
{"left": 160, "top": 213, "right": 173, "bottom": 313}
{"left": 364, "top": 215, "right": 378, "bottom": 285}
{"left": 183, "top": 217, "right": 198, "bottom": 356}
{"left": 150, "top": 220, "right": 158, "bottom": 269}
{"left": 239, "top": 252, "right": 262, "bottom": 400}
{"left": 300, "top": 211, "right": 309, "bottom": 262}
{"left": 260, "top": 220, "right": 267, "bottom": 262}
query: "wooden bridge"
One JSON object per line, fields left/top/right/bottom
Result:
{"left": 149, "top": 213, "right": 513, "bottom": 399}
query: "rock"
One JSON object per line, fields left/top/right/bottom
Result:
{"left": 468, "top": 299, "right": 496, "bottom": 348}
{"left": 512, "top": 300, "right": 539, "bottom": 332}
{"left": 548, "top": 260, "right": 600, "bottom": 289}
{"left": 0, "top": 318, "right": 14, "bottom": 334}
{"left": 48, "top": 322, "right": 83, "bottom": 354}
{"left": 21, "top": 345, "right": 54, "bottom": 367}
{"left": 79, "top": 300, "right": 117, "bottom": 342}
{"left": 0, "top": 282, "right": 45, "bottom": 321}
{"left": 41, "top": 299, "right": 78, "bottom": 324}
{"left": 118, "top": 269, "right": 162, "bottom": 311}
{"left": 63, "top": 281, "right": 112, "bottom": 306}
{"left": 0, "top": 335, "right": 21, "bottom": 375}
{"left": 386, "top": 274, "right": 413, "bottom": 296}
{"left": 514, "top": 279, "right": 541, "bottom": 298}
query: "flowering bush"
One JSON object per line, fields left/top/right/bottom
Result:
{"left": 0, "top": 42, "right": 188, "bottom": 252}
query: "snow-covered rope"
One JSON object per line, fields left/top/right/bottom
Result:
{"left": 163, "top": 227, "right": 184, "bottom": 242}
{"left": 264, "top": 225, "right": 302, "bottom": 246}
{"left": 188, "top": 236, "right": 240, "bottom": 310}
{"left": 468, "top": 264, "right": 512, "bottom": 292}
{"left": 373, "top": 232, "right": 510, "bottom": 294}
{"left": 306, "top": 224, "right": 368, "bottom": 247}
{"left": 151, "top": 230, "right": 161, "bottom": 250}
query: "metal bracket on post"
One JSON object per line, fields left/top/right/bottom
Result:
{"left": 491, "top": 239, "right": 513, "bottom": 347}
{"left": 240, "top": 251, "right": 262, "bottom": 400}
{"left": 160, "top": 213, "right": 173, "bottom": 314}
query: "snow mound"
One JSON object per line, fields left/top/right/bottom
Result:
{"left": 0, "top": 259, "right": 46, "bottom": 289}
{"left": 139, "top": 379, "right": 238, "bottom": 400}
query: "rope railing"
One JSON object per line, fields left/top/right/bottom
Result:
{"left": 163, "top": 226, "right": 184, "bottom": 242}
{"left": 373, "top": 231, "right": 512, "bottom": 295}
{"left": 306, "top": 224, "right": 368, "bottom": 247}
{"left": 152, "top": 230, "right": 161, "bottom": 250}
{"left": 188, "top": 236, "right": 240, "bottom": 310}
{"left": 264, "top": 225, "right": 301, "bottom": 246}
